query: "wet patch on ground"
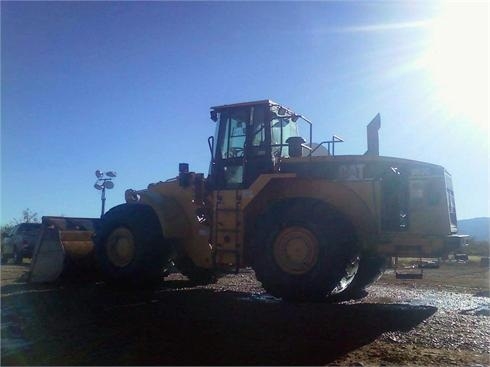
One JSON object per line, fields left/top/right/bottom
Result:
{"left": 362, "top": 284, "right": 490, "bottom": 315}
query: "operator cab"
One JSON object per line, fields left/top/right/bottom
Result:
{"left": 208, "top": 100, "right": 311, "bottom": 189}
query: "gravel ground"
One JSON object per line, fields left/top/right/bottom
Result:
{"left": 1, "top": 261, "right": 489, "bottom": 366}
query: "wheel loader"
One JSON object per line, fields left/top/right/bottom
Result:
{"left": 29, "top": 100, "right": 467, "bottom": 300}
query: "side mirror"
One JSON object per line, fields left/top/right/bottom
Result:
{"left": 210, "top": 110, "right": 218, "bottom": 122}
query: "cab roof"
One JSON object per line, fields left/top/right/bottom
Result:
{"left": 211, "top": 99, "right": 280, "bottom": 111}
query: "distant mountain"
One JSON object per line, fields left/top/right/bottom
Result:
{"left": 458, "top": 217, "right": 490, "bottom": 242}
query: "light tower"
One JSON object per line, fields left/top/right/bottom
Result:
{"left": 94, "top": 170, "right": 117, "bottom": 217}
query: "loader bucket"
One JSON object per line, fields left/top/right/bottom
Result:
{"left": 29, "top": 216, "right": 101, "bottom": 283}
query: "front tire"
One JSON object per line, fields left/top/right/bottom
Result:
{"left": 95, "top": 204, "right": 171, "bottom": 286}
{"left": 251, "top": 199, "right": 359, "bottom": 301}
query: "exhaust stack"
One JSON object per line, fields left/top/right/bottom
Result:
{"left": 365, "top": 113, "right": 381, "bottom": 156}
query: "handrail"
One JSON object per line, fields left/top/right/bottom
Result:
{"left": 308, "top": 135, "right": 344, "bottom": 157}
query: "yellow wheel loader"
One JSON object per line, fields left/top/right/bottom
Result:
{"left": 30, "top": 100, "right": 467, "bottom": 300}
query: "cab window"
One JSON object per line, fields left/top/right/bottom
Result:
{"left": 218, "top": 109, "right": 248, "bottom": 160}
{"left": 271, "top": 111, "right": 300, "bottom": 158}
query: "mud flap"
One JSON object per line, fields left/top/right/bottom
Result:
{"left": 29, "top": 217, "right": 101, "bottom": 283}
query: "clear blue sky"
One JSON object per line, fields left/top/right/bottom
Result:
{"left": 1, "top": 1, "right": 488, "bottom": 224}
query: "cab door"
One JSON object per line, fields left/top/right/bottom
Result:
{"left": 214, "top": 107, "right": 249, "bottom": 189}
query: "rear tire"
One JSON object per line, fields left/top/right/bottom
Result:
{"left": 251, "top": 199, "right": 359, "bottom": 301}
{"left": 95, "top": 204, "right": 171, "bottom": 287}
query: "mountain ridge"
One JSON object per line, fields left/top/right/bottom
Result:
{"left": 457, "top": 217, "right": 490, "bottom": 241}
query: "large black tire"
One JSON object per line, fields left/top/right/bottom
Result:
{"left": 251, "top": 199, "right": 359, "bottom": 301}
{"left": 95, "top": 204, "right": 171, "bottom": 287}
{"left": 174, "top": 256, "right": 217, "bottom": 285}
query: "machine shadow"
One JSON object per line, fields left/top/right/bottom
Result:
{"left": 2, "top": 280, "right": 437, "bottom": 366}
{"left": 139, "top": 290, "right": 437, "bottom": 366}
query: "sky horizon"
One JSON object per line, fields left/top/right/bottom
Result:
{"left": 1, "top": 1, "right": 489, "bottom": 225}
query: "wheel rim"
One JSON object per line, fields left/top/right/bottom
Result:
{"left": 273, "top": 226, "right": 319, "bottom": 275}
{"left": 106, "top": 227, "right": 136, "bottom": 268}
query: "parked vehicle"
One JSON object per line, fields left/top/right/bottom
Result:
{"left": 1, "top": 223, "right": 42, "bottom": 264}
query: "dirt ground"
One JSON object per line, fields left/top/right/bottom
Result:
{"left": 1, "top": 260, "right": 489, "bottom": 366}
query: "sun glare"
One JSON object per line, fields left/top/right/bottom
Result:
{"left": 422, "top": 3, "right": 488, "bottom": 130}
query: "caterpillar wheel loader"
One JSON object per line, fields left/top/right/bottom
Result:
{"left": 29, "top": 100, "right": 467, "bottom": 301}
